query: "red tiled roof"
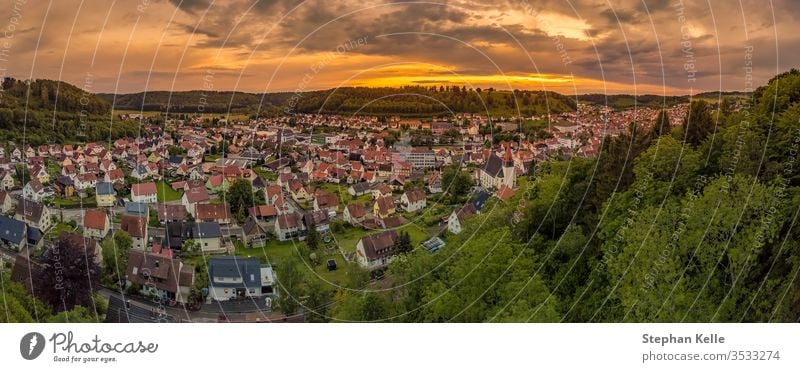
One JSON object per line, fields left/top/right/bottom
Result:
{"left": 132, "top": 182, "right": 157, "bottom": 197}
{"left": 83, "top": 209, "right": 108, "bottom": 230}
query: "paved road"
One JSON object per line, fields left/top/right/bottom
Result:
{"left": 96, "top": 287, "right": 277, "bottom": 322}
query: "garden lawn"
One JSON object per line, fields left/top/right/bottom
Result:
{"left": 329, "top": 221, "right": 431, "bottom": 255}
{"left": 156, "top": 180, "right": 183, "bottom": 202}
{"left": 234, "top": 238, "right": 356, "bottom": 285}
{"left": 53, "top": 196, "right": 97, "bottom": 209}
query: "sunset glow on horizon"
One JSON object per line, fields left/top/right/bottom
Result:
{"left": 0, "top": 0, "right": 794, "bottom": 95}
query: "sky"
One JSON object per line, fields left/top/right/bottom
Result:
{"left": 0, "top": 0, "right": 796, "bottom": 95}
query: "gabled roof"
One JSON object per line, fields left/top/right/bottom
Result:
{"left": 359, "top": 230, "right": 398, "bottom": 260}
{"left": 195, "top": 203, "right": 230, "bottom": 221}
{"left": 131, "top": 182, "right": 157, "bottom": 197}
{"left": 83, "top": 209, "right": 108, "bottom": 230}
{"left": 157, "top": 204, "right": 187, "bottom": 221}
{"left": 374, "top": 195, "right": 394, "bottom": 214}
{"left": 481, "top": 153, "right": 505, "bottom": 178}
{"left": 186, "top": 222, "right": 222, "bottom": 239}
{"left": 243, "top": 216, "right": 265, "bottom": 236}
{"left": 120, "top": 215, "right": 147, "bottom": 238}
{"left": 403, "top": 189, "right": 426, "bottom": 203}
{"left": 96, "top": 182, "right": 116, "bottom": 195}
{"left": 346, "top": 203, "right": 366, "bottom": 219}
{"left": 248, "top": 205, "right": 277, "bottom": 218}
{"left": 184, "top": 187, "right": 210, "bottom": 203}
{"left": 0, "top": 215, "right": 26, "bottom": 244}
{"left": 16, "top": 199, "right": 45, "bottom": 222}
{"left": 208, "top": 256, "right": 262, "bottom": 288}
{"left": 126, "top": 250, "right": 193, "bottom": 294}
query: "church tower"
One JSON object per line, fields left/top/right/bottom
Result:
{"left": 502, "top": 144, "right": 516, "bottom": 188}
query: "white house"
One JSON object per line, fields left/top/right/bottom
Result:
{"left": 182, "top": 187, "right": 210, "bottom": 217}
{"left": 131, "top": 182, "right": 158, "bottom": 203}
{"left": 274, "top": 213, "right": 305, "bottom": 241}
{"left": 207, "top": 256, "right": 276, "bottom": 301}
{"left": 400, "top": 189, "right": 427, "bottom": 213}
{"left": 82, "top": 209, "right": 110, "bottom": 239}
{"left": 448, "top": 203, "right": 477, "bottom": 235}
{"left": 22, "top": 179, "right": 46, "bottom": 202}
{"left": 355, "top": 230, "right": 398, "bottom": 271}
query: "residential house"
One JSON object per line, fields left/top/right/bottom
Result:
{"left": 126, "top": 248, "right": 194, "bottom": 304}
{"left": 348, "top": 182, "right": 372, "bottom": 197}
{"left": 156, "top": 204, "right": 188, "bottom": 224}
{"left": 355, "top": 230, "right": 398, "bottom": 270}
{"left": 400, "top": 189, "right": 427, "bottom": 213}
{"left": 131, "top": 182, "right": 158, "bottom": 203}
{"left": 205, "top": 174, "right": 229, "bottom": 193}
{"left": 83, "top": 209, "right": 110, "bottom": 239}
{"left": 124, "top": 201, "right": 149, "bottom": 218}
{"left": 313, "top": 192, "right": 339, "bottom": 214}
{"left": 195, "top": 203, "right": 231, "bottom": 224}
{"left": 448, "top": 203, "right": 477, "bottom": 234}
{"left": 181, "top": 222, "right": 224, "bottom": 253}
{"left": 343, "top": 203, "right": 367, "bottom": 225}
{"left": 95, "top": 182, "right": 117, "bottom": 207}
{"left": 0, "top": 170, "right": 14, "bottom": 190}
{"left": 0, "top": 215, "right": 27, "bottom": 251}
{"left": 22, "top": 179, "right": 46, "bottom": 202}
{"left": 15, "top": 199, "right": 52, "bottom": 233}
{"left": 54, "top": 175, "right": 76, "bottom": 197}
{"left": 0, "top": 190, "right": 12, "bottom": 213}
{"left": 247, "top": 205, "right": 278, "bottom": 222}
{"left": 207, "top": 256, "right": 276, "bottom": 301}
{"left": 30, "top": 165, "right": 49, "bottom": 185}
{"left": 120, "top": 215, "right": 148, "bottom": 250}
{"left": 371, "top": 184, "right": 392, "bottom": 199}
{"left": 274, "top": 213, "right": 305, "bottom": 241}
{"left": 288, "top": 179, "right": 310, "bottom": 201}
{"left": 182, "top": 187, "right": 210, "bottom": 217}
{"left": 242, "top": 216, "right": 267, "bottom": 247}
{"left": 373, "top": 195, "right": 396, "bottom": 219}
{"left": 302, "top": 210, "right": 330, "bottom": 233}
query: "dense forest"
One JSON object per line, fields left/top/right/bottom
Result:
{"left": 286, "top": 86, "right": 577, "bottom": 116}
{"left": 98, "top": 90, "right": 292, "bottom": 114}
{"left": 101, "top": 86, "right": 577, "bottom": 117}
{"left": 577, "top": 91, "right": 746, "bottom": 110}
{"left": 318, "top": 69, "right": 800, "bottom": 322}
{"left": 0, "top": 78, "right": 141, "bottom": 145}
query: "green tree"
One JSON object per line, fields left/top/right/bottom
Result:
{"left": 276, "top": 257, "right": 304, "bottom": 316}
{"left": 653, "top": 109, "right": 671, "bottom": 137}
{"left": 306, "top": 225, "right": 320, "bottom": 251}
{"left": 682, "top": 100, "right": 714, "bottom": 146}
{"left": 393, "top": 231, "right": 412, "bottom": 254}
{"left": 227, "top": 179, "right": 254, "bottom": 222}
{"left": 441, "top": 164, "right": 472, "bottom": 204}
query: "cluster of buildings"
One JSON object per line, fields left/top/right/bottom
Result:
{"left": 0, "top": 101, "right": 686, "bottom": 312}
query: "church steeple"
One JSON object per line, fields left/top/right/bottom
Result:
{"left": 503, "top": 143, "right": 513, "bottom": 167}
{"left": 502, "top": 143, "right": 516, "bottom": 189}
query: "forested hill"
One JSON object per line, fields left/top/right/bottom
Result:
{"left": 97, "top": 90, "right": 292, "bottom": 114}
{"left": 286, "top": 86, "right": 577, "bottom": 116}
{"left": 0, "top": 78, "right": 110, "bottom": 114}
{"left": 577, "top": 91, "right": 748, "bottom": 110}
{"left": 0, "top": 78, "right": 138, "bottom": 145}
{"left": 100, "top": 86, "right": 578, "bottom": 117}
